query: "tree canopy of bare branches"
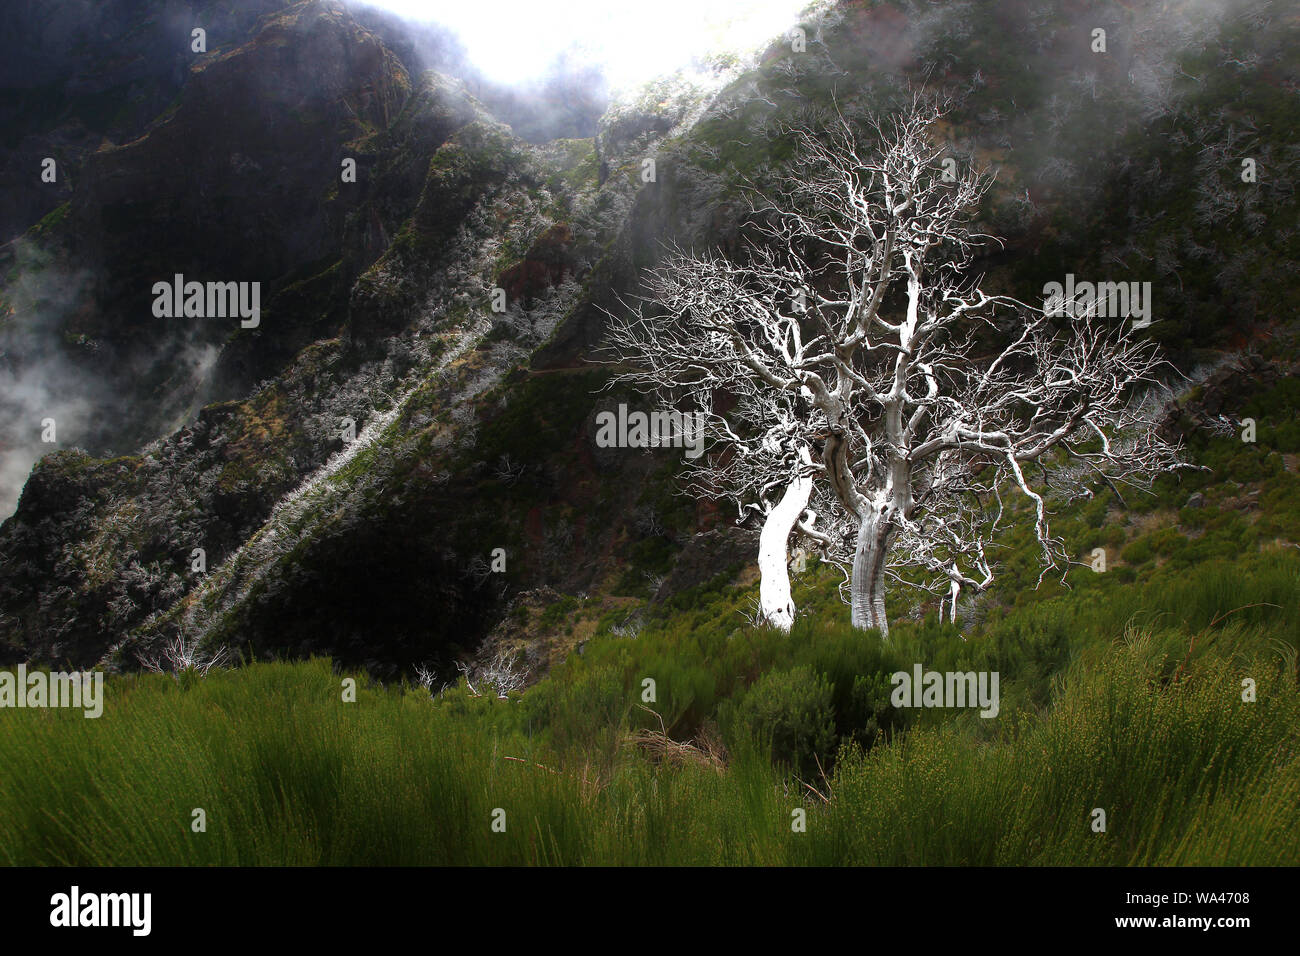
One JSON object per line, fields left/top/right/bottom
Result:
{"left": 605, "top": 97, "right": 1186, "bottom": 638}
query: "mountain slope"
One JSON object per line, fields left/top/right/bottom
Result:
{"left": 1, "top": 0, "right": 1297, "bottom": 679}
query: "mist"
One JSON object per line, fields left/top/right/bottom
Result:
{"left": 352, "top": 0, "right": 822, "bottom": 91}
{"left": 0, "top": 241, "right": 100, "bottom": 517}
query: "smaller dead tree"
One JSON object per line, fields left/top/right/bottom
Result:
{"left": 457, "top": 653, "right": 531, "bottom": 699}
{"left": 137, "top": 629, "right": 231, "bottom": 680}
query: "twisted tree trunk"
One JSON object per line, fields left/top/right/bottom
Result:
{"left": 757, "top": 472, "right": 814, "bottom": 632}
{"left": 850, "top": 509, "right": 893, "bottom": 638}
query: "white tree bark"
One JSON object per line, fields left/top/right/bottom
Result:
{"left": 757, "top": 471, "right": 814, "bottom": 631}
{"left": 849, "top": 508, "right": 892, "bottom": 637}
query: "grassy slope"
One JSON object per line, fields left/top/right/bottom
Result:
{"left": 2, "top": 394, "right": 1297, "bottom": 864}
{"left": 0, "top": 575, "right": 1294, "bottom": 865}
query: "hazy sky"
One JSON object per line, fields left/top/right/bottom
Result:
{"left": 358, "top": 0, "right": 814, "bottom": 89}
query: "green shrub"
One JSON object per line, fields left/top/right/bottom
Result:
{"left": 728, "top": 666, "right": 837, "bottom": 778}
{"left": 1121, "top": 537, "right": 1154, "bottom": 565}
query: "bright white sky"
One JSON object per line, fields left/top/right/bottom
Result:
{"left": 358, "top": 0, "right": 813, "bottom": 90}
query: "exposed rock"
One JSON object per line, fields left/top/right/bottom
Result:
{"left": 2, "top": 1, "right": 419, "bottom": 465}
{"left": 497, "top": 223, "right": 578, "bottom": 307}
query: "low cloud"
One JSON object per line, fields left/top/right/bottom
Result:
{"left": 0, "top": 240, "right": 99, "bottom": 518}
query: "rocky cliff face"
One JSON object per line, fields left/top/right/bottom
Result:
{"left": 0, "top": 0, "right": 301, "bottom": 245}
{"left": 1, "top": 0, "right": 1296, "bottom": 677}
{"left": 0, "top": 0, "right": 707, "bottom": 670}
{"left": 39, "top": 3, "right": 412, "bottom": 445}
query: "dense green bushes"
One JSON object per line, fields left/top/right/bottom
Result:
{"left": 1, "top": 537, "right": 1295, "bottom": 865}
{"left": 726, "top": 666, "right": 837, "bottom": 777}
{"left": 1, "top": 617, "right": 1294, "bottom": 865}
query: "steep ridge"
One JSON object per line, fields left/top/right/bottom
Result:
{"left": 0, "top": 1, "right": 438, "bottom": 511}
{"left": 0, "top": 0, "right": 304, "bottom": 244}
{"left": 130, "top": 312, "right": 492, "bottom": 660}
{"left": 1, "top": 0, "right": 1297, "bottom": 680}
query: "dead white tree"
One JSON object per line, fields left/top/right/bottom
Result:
{"left": 137, "top": 628, "right": 231, "bottom": 678}
{"left": 456, "top": 653, "right": 530, "bottom": 699}
{"left": 606, "top": 97, "right": 1185, "bottom": 638}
